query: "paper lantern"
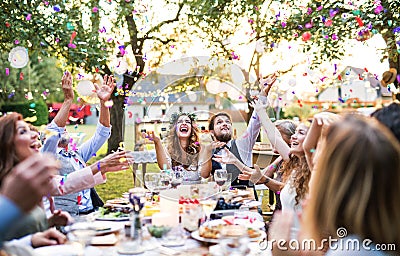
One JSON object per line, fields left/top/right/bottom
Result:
{"left": 76, "top": 80, "right": 95, "bottom": 96}
{"left": 205, "top": 79, "right": 224, "bottom": 94}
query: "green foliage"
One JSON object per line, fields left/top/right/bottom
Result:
{"left": 282, "top": 102, "right": 316, "bottom": 121}
{"left": 0, "top": 53, "right": 64, "bottom": 104}
{"left": 279, "top": 0, "right": 400, "bottom": 67}
{"left": 0, "top": 0, "right": 111, "bottom": 73}
{"left": 0, "top": 100, "right": 48, "bottom": 125}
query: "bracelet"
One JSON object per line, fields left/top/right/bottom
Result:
{"left": 264, "top": 177, "right": 271, "bottom": 184}
{"left": 269, "top": 164, "right": 277, "bottom": 170}
{"left": 97, "top": 161, "right": 101, "bottom": 170}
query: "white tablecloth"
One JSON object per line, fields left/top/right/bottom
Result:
{"left": 128, "top": 151, "right": 157, "bottom": 164}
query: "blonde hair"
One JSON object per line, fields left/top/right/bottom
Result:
{"left": 304, "top": 114, "right": 400, "bottom": 250}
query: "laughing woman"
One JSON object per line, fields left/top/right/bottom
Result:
{"left": 0, "top": 113, "right": 131, "bottom": 240}
{"left": 147, "top": 112, "right": 222, "bottom": 184}
{"left": 247, "top": 99, "right": 311, "bottom": 237}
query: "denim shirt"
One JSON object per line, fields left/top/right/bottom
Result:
{"left": 43, "top": 121, "right": 111, "bottom": 212}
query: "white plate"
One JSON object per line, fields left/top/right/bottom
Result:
{"left": 243, "top": 200, "right": 262, "bottom": 208}
{"left": 208, "top": 219, "right": 265, "bottom": 230}
{"left": 93, "top": 223, "right": 123, "bottom": 235}
{"left": 95, "top": 215, "right": 129, "bottom": 221}
{"left": 191, "top": 230, "right": 266, "bottom": 243}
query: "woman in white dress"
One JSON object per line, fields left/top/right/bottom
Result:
{"left": 149, "top": 112, "right": 219, "bottom": 184}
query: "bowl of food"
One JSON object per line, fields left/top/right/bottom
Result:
{"left": 147, "top": 225, "right": 171, "bottom": 238}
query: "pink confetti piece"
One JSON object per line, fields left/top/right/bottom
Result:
{"left": 26, "top": 14, "right": 32, "bottom": 21}
{"left": 5, "top": 68, "right": 9, "bottom": 76}
{"left": 14, "top": 39, "right": 19, "bottom": 44}
{"left": 92, "top": 6, "right": 99, "bottom": 12}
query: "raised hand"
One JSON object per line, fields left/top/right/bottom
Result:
{"left": 212, "top": 147, "right": 239, "bottom": 165}
{"left": 313, "top": 112, "right": 340, "bottom": 136}
{"left": 0, "top": 154, "right": 59, "bottom": 213}
{"left": 250, "top": 98, "right": 269, "bottom": 113}
{"left": 238, "top": 164, "right": 263, "bottom": 183}
{"left": 94, "top": 74, "right": 116, "bottom": 102}
{"left": 61, "top": 71, "right": 74, "bottom": 100}
{"left": 259, "top": 71, "right": 278, "bottom": 96}
{"left": 142, "top": 131, "right": 161, "bottom": 144}
{"left": 97, "top": 150, "right": 133, "bottom": 174}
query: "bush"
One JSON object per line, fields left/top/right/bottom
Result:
{"left": 1, "top": 100, "right": 48, "bottom": 125}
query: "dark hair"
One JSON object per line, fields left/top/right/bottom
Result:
{"left": 208, "top": 112, "right": 232, "bottom": 131}
{"left": 371, "top": 102, "right": 400, "bottom": 142}
{"left": 0, "top": 113, "right": 23, "bottom": 185}
{"left": 166, "top": 113, "right": 200, "bottom": 168}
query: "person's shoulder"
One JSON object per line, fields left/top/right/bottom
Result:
{"left": 326, "top": 235, "right": 389, "bottom": 256}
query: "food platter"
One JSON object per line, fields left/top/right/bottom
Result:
{"left": 191, "top": 229, "right": 266, "bottom": 244}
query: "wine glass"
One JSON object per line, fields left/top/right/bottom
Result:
{"left": 214, "top": 169, "right": 228, "bottom": 192}
{"left": 199, "top": 195, "right": 217, "bottom": 226}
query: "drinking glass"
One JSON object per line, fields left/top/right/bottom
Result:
{"left": 199, "top": 195, "right": 217, "bottom": 225}
{"left": 214, "top": 169, "right": 228, "bottom": 192}
{"left": 67, "top": 216, "right": 97, "bottom": 256}
{"left": 160, "top": 171, "right": 172, "bottom": 189}
{"left": 182, "top": 203, "right": 202, "bottom": 232}
{"left": 144, "top": 173, "right": 161, "bottom": 192}
{"left": 221, "top": 173, "right": 232, "bottom": 191}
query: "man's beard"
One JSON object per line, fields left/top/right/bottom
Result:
{"left": 214, "top": 132, "right": 232, "bottom": 142}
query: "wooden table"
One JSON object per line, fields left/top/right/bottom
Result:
{"left": 90, "top": 220, "right": 270, "bottom": 256}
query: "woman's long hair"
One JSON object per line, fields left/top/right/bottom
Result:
{"left": 0, "top": 113, "right": 23, "bottom": 185}
{"left": 304, "top": 114, "right": 400, "bottom": 250}
{"left": 166, "top": 113, "right": 200, "bottom": 168}
{"left": 281, "top": 154, "right": 310, "bottom": 205}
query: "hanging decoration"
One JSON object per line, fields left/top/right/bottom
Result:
{"left": 8, "top": 46, "right": 29, "bottom": 68}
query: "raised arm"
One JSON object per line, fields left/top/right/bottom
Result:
{"left": 54, "top": 71, "right": 74, "bottom": 128}
{"left": 94, "top": 74, "right": 115, "bottom": 128}
{"left": 303, "top": 112, "right": 339, "bottom": 170}
{"left": 199, "top": 140, "right": 226, "bottom": 178}
{"left": 252, "top": 99, "right": 291, "bottom": 161}
{"left": 145, "top": 132, "right": 171, "bottom": 170}
{"left": 41, "top": 71, "right": 73, "bottom": 154}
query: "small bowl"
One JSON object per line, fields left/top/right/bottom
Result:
{"left": 147, "top": 225, "right": 171, "bottom": 238}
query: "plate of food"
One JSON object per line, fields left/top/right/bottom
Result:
{"left": 191, "top": 224, "right": 265, "bottom": 243}
{"left": 95, "top": 206, "right": 130, "bottom": 221}
{"left": 93, "top": 223, "right": 123, "bottom": 235}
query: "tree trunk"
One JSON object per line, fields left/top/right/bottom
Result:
{"left": 107, "top": 94, "right": 125, "bottom": 154}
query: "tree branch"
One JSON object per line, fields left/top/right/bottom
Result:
{"left": 145, "top": 3, "right": 184, "bottom": 37}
